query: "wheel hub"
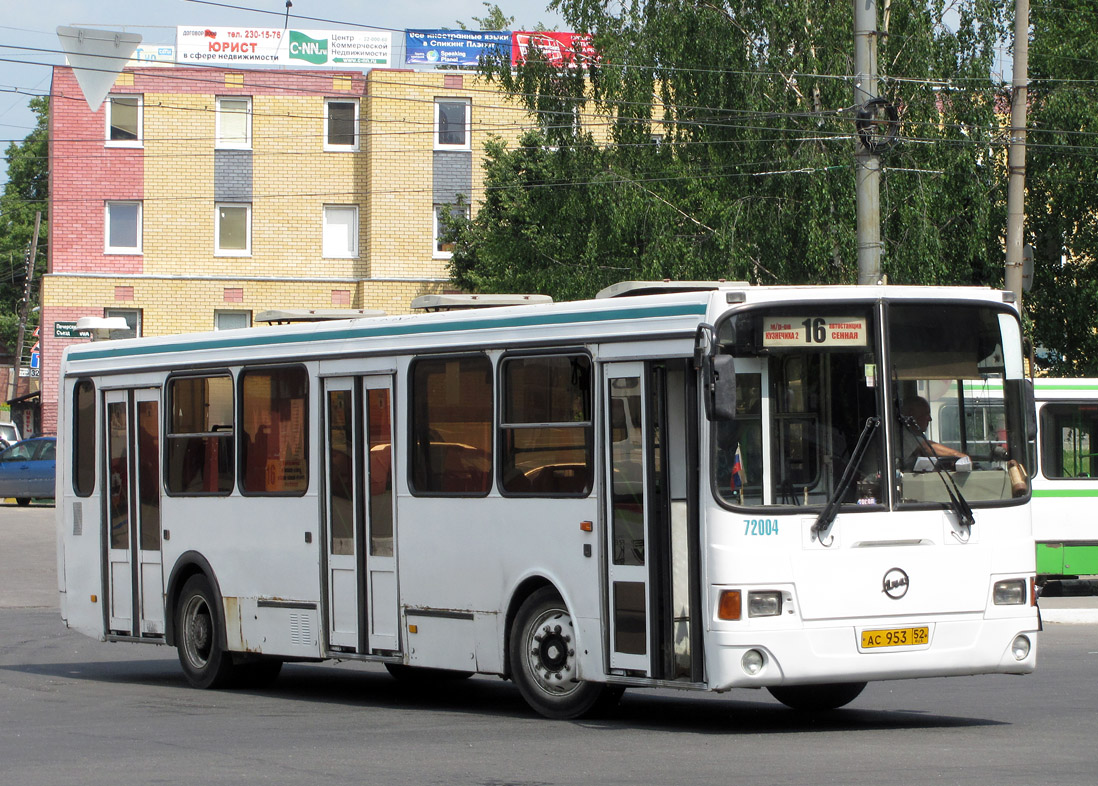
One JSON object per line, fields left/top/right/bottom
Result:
{"left": 527, "top": 611, "right": 577, "bottom": 695}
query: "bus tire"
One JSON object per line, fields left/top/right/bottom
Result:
{"left": 175, "top": 574, "right": 237, "bottom": 689}
{"left": 767, "top": 681, "right": 866, "bottom": 711}
{"left": 509, "top": 587, "right": 615, "bottom": 719}
{"left": 16, "top": 498, "right": 30, "bottom": 506}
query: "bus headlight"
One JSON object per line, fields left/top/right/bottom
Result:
{"left": 748, "top": 591, "right": 783, "bottom": 617}
{"left": 993, "top": 579, "right": 1027, "bottom": 605}
{"left": 741, "top": 649, "right": 766, "bottom": 675}
{"left": 1011, "top": 634, "right": 1031, "bottom": 661}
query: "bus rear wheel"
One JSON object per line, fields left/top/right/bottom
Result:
{"left": 509, "top": 587, "right": 620, "bottom": 719}
{"left": 176, "top": 574, "right": 238, "bottom": 689}
{"left": 767, "top": 682, "right": 866, "bottom": 711}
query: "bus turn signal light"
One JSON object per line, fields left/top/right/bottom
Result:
{"left": 718, "top": 590, "right": 742, "bottom": 620}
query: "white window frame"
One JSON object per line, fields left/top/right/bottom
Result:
{"left": 324, "top": 98, "right": 359, "bottom": 152}
{"left": 105, "top": 95, "right": 142, "bottom": 148}
{"left": 215, "top": 310, "right": 252, "bottom": 330}
{"left": 433, "top": 203, "right": 469, "bottom": 259}
{"left": 215, "top": 203, "right": 252, "bottom": 257}
{"left": 434, "top": 98, "right": 471, "bottom": 151}
{"left": 105, "top": 308, "right": 141, "bottom": 339}
{"left": 216, "top": 96, "right": 252, "bottom": 149}
{"left": 323, "top": 205, "right": 359, "bottom": 259}
{"left": 104, "top": 201, "right": 142, "bottom": 254}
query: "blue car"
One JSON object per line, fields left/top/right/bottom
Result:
{"left": 0, "top": 437, "right": 55, "bottom": 506}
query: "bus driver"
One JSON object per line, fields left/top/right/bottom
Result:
{"left": 900, "top": 395, "right": 969, "bottom": 468}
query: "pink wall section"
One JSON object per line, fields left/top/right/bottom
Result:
{"left": 50, "top": 68, "right": 145, "bottom": 276}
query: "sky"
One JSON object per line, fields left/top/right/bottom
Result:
{"left": 0, "top": 0, "right": 566, "bottom": 181}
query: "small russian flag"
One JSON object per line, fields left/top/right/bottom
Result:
{"left": 731, "top": 444, "right": 744, "bottom": 490}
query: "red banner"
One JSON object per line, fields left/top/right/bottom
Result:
{"left": 511, "top": 31, "right": 598, "bottom": 67}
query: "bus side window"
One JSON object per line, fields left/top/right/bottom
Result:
{"left": 409, "top": 356, "right": 493, "bottom": 496}
{"left": 73, "top": 379, "right": 96, "bottom": 496}
{"left": 500, "top": 354, "right": 593, "bottom": 497}
{"left": 1041, "top": 403, "right": 1098, "bottom": 479}
{"left": 165, "top": 375, "right": 234, "bottom": 495}
{"left": 240, "top": 366, "right": 309, "bottom": 495}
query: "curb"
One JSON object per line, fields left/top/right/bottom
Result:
{"left": 1041, "top": 609, "right": 1098, "bottom": 625}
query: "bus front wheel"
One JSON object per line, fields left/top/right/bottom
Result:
{"left": 176, "top": 574, "right": 237, "bottom": 689}
{"left": 509, "top": 587, "right": 621, "bottom": 719}
{"left": 767, "top": 682, "right": 866, "bottom": 711}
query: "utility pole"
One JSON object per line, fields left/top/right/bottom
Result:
{"left": 854, "top": 0, "right": 882, "bottom": 285}
{"left": 10, "top": 211, "right": 42, "bottom": 402}
{"left": 1005, "top": 0, "right": 1029, "bottom": 306}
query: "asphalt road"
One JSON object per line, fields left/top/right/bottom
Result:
{"left": 3, "top": 504, "right": 1098, "bottom": 786}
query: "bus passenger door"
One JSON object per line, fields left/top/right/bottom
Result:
{"left": 604, "top": 363, "right": 651, "bottom": 675}
{"left": 324, "top": 378, "right": 360, "bottom": 651}
{"left": 364, "top": 377, "right": 399, "bottom": 653}
{"left": 103, "top": 388, "right": 165, "bottom": 638}
{"left": 323, "top": 375, "right": 399, "bottom": 655}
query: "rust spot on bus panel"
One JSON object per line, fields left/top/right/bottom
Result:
{"left": 223, "top": 596, "right": 257, "bottom": 652}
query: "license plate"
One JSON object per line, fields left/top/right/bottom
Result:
{"left": 860, "top": 626, "right": 929, "bottom": 649}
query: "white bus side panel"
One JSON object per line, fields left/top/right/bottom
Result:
{"left": 161, "top": 496, "right": 323, "bottom": 658}
{"left": 395, "top": 495, "right": 603, "bottom": 677}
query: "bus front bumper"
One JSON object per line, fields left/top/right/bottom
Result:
{"left": 705, "top": 614, "right": 1038, "bottom": 692}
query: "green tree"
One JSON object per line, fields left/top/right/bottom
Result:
{"left": 0, "top": 95, "right": 49, "bottom": 354}
{"left": 447, "top": 0, "right": 1010, "bottom": 300}
{"left": 1026, "top": 0, "right": 1098, "bottom": 375}
{"left": 457, "top": 2, "right": 515, "bottom": 30}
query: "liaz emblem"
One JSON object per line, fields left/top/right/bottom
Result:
{"left": 882, "top": 568, "right": 910, "bottom": 599}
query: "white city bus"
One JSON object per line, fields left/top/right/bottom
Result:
{"left": 56, "top": 283, "right": 1039, "bottom": 718}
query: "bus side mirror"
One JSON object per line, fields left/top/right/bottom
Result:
{"left": 709, "top": 354, "right": 736, "bottom": 421}
{"left": 695, "top": 323, "right": 736, "bottom": 421}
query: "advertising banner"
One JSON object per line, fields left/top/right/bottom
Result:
{"left": 510, "top": 31, "right": 597, "bottom": 67}
{"left": 405, "top": 29, "right": 510, "bottom": 66}
{"left": 176, "top": 27, "right": 391, "bottom": 67}
{"left": 128, "top": 45, "right": 177, "bottom": 66}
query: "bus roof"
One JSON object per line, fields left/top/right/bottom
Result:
{"left": 59, "top": 284, "right": 1018, "bottom": 376}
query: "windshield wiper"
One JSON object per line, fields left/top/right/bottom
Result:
{"left": 899, "top": 415, "right": 975, "bottom": 529}
{"left": 812, "top": 417, "right": 880, "bottom": 546}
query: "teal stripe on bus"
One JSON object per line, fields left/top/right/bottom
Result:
{"left": 1032, "top": 489, "right": 1098, "bottom": 498}
{"left": 67, "top": 302, "right": 709, "bottom": 362}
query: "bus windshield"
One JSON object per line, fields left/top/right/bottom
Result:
{"left": 712, "top": 300, "right": 1029, "bottom": 510}
{"left": 713, "top": 304, "right": 884, "bottom": 509}
{"left": 890, "top": 303, "right": 1030, "bottom": 507}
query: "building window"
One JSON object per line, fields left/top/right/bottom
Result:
{"left": 433, "top": 204, "right": 469, "bottom": 259}
{"left": 435, "top": 98, "right": 470, "bottom": 150}
{"left": 165, "top": 374, "right": 234, "bottom": 495}
{"left": 105, "top": 201, "right": 142, "bottom": 254}
{"left": 240, "top": 366, "right": 309, "bottom": 495}
{"left": 323, "top": 205, "right": 358, "bottom": 258}
{"left": 215, "top": 310, "right": 251, "bottom": 330}
{"left": 106, "top": 95, "right": 142, "bottom": 147}
{"left": 410, "top": 355, "right": 493, "bottom": 495}
{"left": 215, "top": 203, "right": 251, "bottom": 256}
{"left": 104, "top": 308, "right": 141, "bottom": 339}
{"left": 216, "top": 96, "right": 251, "bottom": 149}
{"left": 324, "top": 99, "right": 359, "bottom": 151}
{"left": 500, "top": 354, "right": 593, "bottom": 496}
